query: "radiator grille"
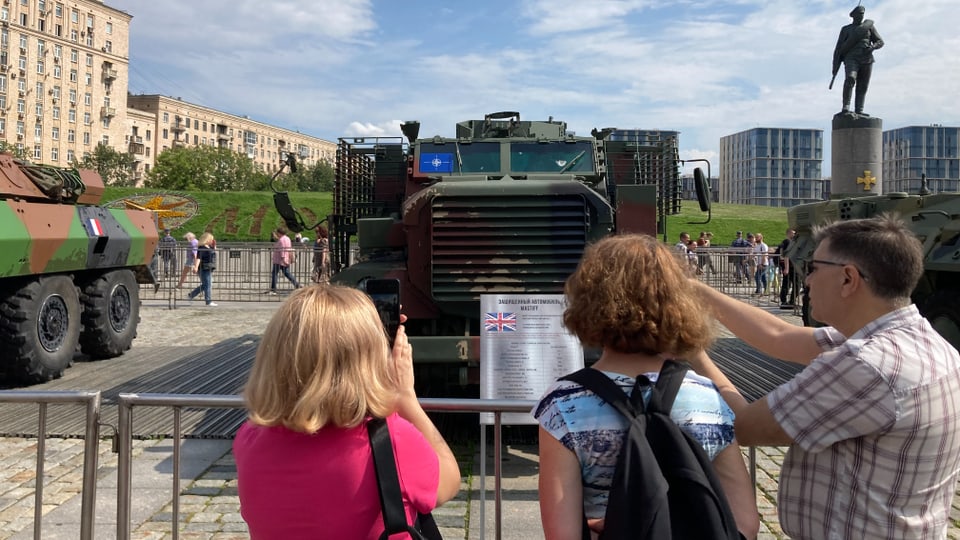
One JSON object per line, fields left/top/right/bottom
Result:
{"left": 430, "top": 194, "right": 588, "bottom": 302}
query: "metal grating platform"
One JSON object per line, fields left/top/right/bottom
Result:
{"left": 0, "top": 335, "right": 802, "bottom": 439}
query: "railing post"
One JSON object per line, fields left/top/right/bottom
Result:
{"left": 116, "top": 394, "right": 134, "bottom": 540}
{"left": 80, "top": 392, "right": 101, "bottom": 540}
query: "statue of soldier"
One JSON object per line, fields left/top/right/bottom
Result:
{"left": 831, "top": 5, "right": 884, "bottom": 116}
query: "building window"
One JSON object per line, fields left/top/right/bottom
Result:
{"left": 68, "top": 88, "right": 75, "bottom": 103}
{"left": 18, "top": 56, "right": 25, "bottom": 70}
{"left": 71, "top": 10, "right": 77, "bottom": 24}
{"left": 36, "top": 60, "right": 43, "bottom": 74}
{"left": 145, "top": 129, "right": 151, "bottom": 141}
{"left": 102, "top": 117, "right": 109, "bottom": 128}
{"left": 36, "top": 40, "right": 44, "bottom": 56}
{"left": 1, "top": 8, "right": 7, "bottom": 21}
{"left": 101, "top": 135, "right": 108, "bottom": 145}
{"left": 67, "top": 128, "right": 74, "bottom": 142}
{"left": 82, "top": 111, "right": 89, "bottom": 125}
{"left": 83, "top": 92, "right": 90, "bottom": 105}
{"left": 51, "top": 85, "right": 59, "bottom": 99}
{"left": 51, "top": 106, "right": 58, "bottom": 119}
{"left": 34, "top": 124, "right": 41, "bottom": 140}
{"left": 20, "top": 13, "right": 27, "bottom": 26}
{"left": 162, "top": 128, "right": 167, "bottom": 139}
{"left": 16, "top": 121, "right": 23, "bottom": 135}
{"left": 162, "top": 112, "right": 168, "bottom": 123}
{"left": 51, "top": 147, "right": 58, "bottom": 161}
{"left": 84, "top": 72, "right": 90, "bottom": 85}
{"left": 55, "top": 3, "right": 62, "bottom": 18}
{"left": 82, "top": 131, "right": 89, "bottom": 145}
{"left": 85, "top": 53, "right": 92, "bottom": 67}
{"left": 104, "top": 40, "right": 111, "bottom": 53}
{"left": 105, "top": 22, "right": 111, "bottom": 34}
{"left": 70, "top": 29, "right": 77, "bottom": 42}
{"left": 68, "top": 108, "right": 74, "bottom": 122}
{"left": 0, "top": 118, "right": 5, "bottom": 134}
{"left": 34, "top": 103, "right": 41, "bottom": 116}
{"left": 16, "top": 99, "right": 24, "bottom": 113}
{"left": 33, "top": 145, "right": 41, "bottom": 159}
{"left": 70, "top": 48, "right": 77, "bottom": 63}
{"left": 37, "top": 19, "right": 44, "bottom": 32}
{"left": 66, "top": 149, "right": 74, "bottom": 162}
{"left": 69, "top": 69, "right": 76, "bottom": 82}
{"left": 53, "top": 64, "right": 60, "bottom": 78}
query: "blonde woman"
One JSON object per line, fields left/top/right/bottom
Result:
{"left": 533, "top": 234, "right": 759, "bottom": 540}
{"left": 234, "top": 286, "right": 460, "bottom": 539}
{"left": 185, "top": 232, "right": 216, "bottom": 306}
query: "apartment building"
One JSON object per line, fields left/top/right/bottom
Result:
{"left": 0, "top": 0, "right": 129, "bottom": 165}
{"left": 719, "top": 127, "right": 824, "bottom": 207}
{"left": 126, "top": 94, "right": 336, "bottom": 183}
{"left": 883, "top": 125, "right": 960, "bottom": 194}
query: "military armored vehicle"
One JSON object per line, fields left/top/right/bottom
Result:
{"left": 274, "top": 112, "right": 709, "bottom": 392}
{"left": 0, "top": 154, "right": 159, "bottom": 383}
{"left": 786, "top": 189, "right": 960, "bottom": 349}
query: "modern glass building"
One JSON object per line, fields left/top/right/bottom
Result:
{"left": 719, "top": 127, "right": 824, "bottom": 207}
{"left": 883, "top": 125, "right": 960, "bottom": 194}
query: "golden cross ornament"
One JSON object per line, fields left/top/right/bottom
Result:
{"left": 857, "top": 170, "right": 877, "bottom": 191}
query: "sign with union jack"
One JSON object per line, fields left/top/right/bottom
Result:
{"left": 484, "top": 312, "right": 517, "bottom": 332}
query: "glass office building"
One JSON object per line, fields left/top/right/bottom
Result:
{"left": 883, "top": 125, "right": 960, "bottom": 194}
{"left": 719, "top": 127, "right": 824, "bottom": 207}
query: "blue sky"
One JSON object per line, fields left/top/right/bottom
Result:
{"left": 109, "top": 0, "right": 959, "bottom": 176}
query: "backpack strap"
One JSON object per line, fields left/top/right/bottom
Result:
{"left": 562, "top": 368, "right": 648, "bottom": 419}
{"left": 367, "top": 417, "right": 424, "bottom": 540}
{"left": 646, "top": 360, "right": 691, "bottom": 415}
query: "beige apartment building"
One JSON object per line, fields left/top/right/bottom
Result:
{"left": 0, "top": 0, "right": 335, "bottom": 185}
{"left": 126, "top": 94, "right": 337, "bottom": 183}
{"left": 0, "top": 0, "right": 130, "bottom": 166}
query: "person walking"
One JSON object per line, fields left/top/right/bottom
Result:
{"left": 268, "top": 227, "right": 300, "bottom": 294}
{"left": 177, "top": 232, "right": 199, "bottom": 289}
{"left": 186, "top": 233, "right": 218, "bottom": 306}
{"left": 158, "top": 229, "right": 178, "bottom": 277}
{"left": 689, "top": 214, "right": 960, "bottom": 539}
{"left": 778, "top": 228, "right": 797, "bottom": 308}
{"left": 312, "top": 225, "right": 331, "bottom": 284}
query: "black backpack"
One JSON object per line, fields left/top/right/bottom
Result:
{"left": 561, "top": 360, "right": 742, "bottom": 540}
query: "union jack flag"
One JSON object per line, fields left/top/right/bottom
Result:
{"left": 484, "top": 312, "right": 517, "bottom": 332}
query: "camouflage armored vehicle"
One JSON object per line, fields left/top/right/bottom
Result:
{"left": 786, "top": 189, "right": 960, "bottom": 349}
{"left": 275, "top": 112, "right": 708, "bottom": 393}
{"left": 0, "top": 154, "right": 159, "bottom": 383}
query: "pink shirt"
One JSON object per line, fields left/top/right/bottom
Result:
{"left": 234, "top": 414, "right": 439, "bottom": 540}
{"left": 272, "top": 235, "right": 293, "bottom": 266}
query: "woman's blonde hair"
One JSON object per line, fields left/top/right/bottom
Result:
{"left": 563, "top": 234, "right": 713, "bottom": 356}
{"left": 198, "top": 232, "right": 214, "bottom": 246}
{"left": 243, "top": 285, "right": 397, "bottom": 433}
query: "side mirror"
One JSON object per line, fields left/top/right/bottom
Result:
{"left": 694, "top": 168, "right": 711, "bottom": 212}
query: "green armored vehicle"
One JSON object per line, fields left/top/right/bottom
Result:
{"left": 786, "top": 190, "right": 960, "bottom": 348}
{"left": 0, "top": 154, "right": 159, "bottom": 383}
{"left": 275, "top": 112, "right": 709, "bottom": 394}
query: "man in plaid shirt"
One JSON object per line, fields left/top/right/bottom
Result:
{"left": 691, "top": 214, "right": 960, "bottom": 539}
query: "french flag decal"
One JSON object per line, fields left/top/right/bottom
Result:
{"left": 88, "top": 218, "right": 104, "bottom": 236}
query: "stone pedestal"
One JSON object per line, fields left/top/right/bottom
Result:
{"left": 831, "top": 114, "right": 883, "bottom": 196}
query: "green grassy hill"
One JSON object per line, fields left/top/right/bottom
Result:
{"left": 103, "top": 187, "right": 790, "bottom": 244}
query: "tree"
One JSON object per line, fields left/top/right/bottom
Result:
{"left": 275, "top": 160, "right": 335, "bottom": 193}
{"left": 0, "top": 141, "right": 29, "bottom": 160}
{"left": 146, "top": 146, "right": 270, "bottom": 191}
{"left": 77, "top": 143, "right": 137, "bottom": 186}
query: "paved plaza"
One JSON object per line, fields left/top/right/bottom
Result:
{"left": 1, "top": 300, "right": 959, "bottom": 539}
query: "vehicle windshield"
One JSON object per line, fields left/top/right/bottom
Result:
{"left": 510, "top": 141, "right": 595, "bottom": 173}
{"left": 419, "top": 142, "right": 501, "bottom": 174}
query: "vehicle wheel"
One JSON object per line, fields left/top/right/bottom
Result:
{"left": 79, "top": 269, "right": 140, "bottom": 358}
{"left": 0, "top": 276, "right": 81, "bottom": 383}
{"left": 921, "top": 290, "right": 960, "bottom": 350}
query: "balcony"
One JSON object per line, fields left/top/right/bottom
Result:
{"left": 171, "top": 123, "right": 185, "bottom": 132}
{"left": 128, "top": 142, "right": 145, "bottom": 155}
{"left": 100, "top": 106, "right": 116, "bottom": 118}
{"left": 102, "top": 68, "right": 117, "bottom": 81}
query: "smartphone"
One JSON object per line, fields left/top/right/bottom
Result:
{"left": 363, "top": 278, "right": 401, "bottom": 345}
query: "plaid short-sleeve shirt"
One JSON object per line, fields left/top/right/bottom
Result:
{"left": 768, "top": 305, "right": 960, "bottom": 540}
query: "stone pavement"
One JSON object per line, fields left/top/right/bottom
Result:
{"left": 3, "top": 301, "right": 960, "bottom": 538}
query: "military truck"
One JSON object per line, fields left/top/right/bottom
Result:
{"left": 0, "top": 154, "right": 159, "bottom": 383}
{"left": 274, "top": 112, "right": 709, "bottom": 392}
{"left": 786, "top": 189, "right": 960, "bottom": 349}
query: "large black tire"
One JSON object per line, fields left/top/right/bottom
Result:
{"left": 0, "top": 276, "right": 81, "bottom": 383}
{"left": 921, "top": 290, "right": 960, "bottom": 350}
{"left": 79, "top": 269, "right": 140, "bottom": 358}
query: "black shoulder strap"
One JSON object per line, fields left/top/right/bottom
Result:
{"left": 647, "top": 360, "right": 690, "bottom": 415}
{"left": 367, "top": 417, "right": 423, "bottom": 540}
{"left": 562, "top": 368, "right": 646, "bottom": 419}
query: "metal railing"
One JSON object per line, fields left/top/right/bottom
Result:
{"left": 115, "top": 393, "right": 536, "bottom": 540}
{"left": 0, "top": 390, "right": 101, "bottom": 540}
{"left": 147, "top": 242, "right": 804, "bottom": 315}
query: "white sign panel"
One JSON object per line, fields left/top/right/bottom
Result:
{"left": 479, "top": 294, "right": 584, "bottom": 425}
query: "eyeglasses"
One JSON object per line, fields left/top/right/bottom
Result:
{"left": 809, "top": 259, "right": 869, "bottom": 281}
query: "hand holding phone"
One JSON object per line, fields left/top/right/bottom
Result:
{"left": 362, "top": 278, "right": 401, "bottom": 345}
